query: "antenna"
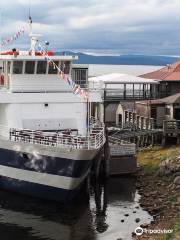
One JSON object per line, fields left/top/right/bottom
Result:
{"left": 28, "top": 0, "right": 31, "bottom": 19}
{"left": 28, "top": 0, "right": 32, "bottom": 34}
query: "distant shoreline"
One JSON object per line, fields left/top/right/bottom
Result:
{"left": 56, "top": 52, "right": 180, "bottom": 66}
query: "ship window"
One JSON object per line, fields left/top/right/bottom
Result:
{"left": 48, "top": 61, "right": 58, "bottom": 74}
{"left": 25, "top": 61, "right": 35, "bottom": 74}
{"left": 61, "top": 61, "right": 70, "bottom": 74}
{"left": 37, "top": 61, "right": 47, "bottom": 74}
{"left": 72, "top": 68, "right": 88, "bottom": 88}
{"left": 7, "top": 61, "right": 11, "bottom": 74}
{"left": 13, "top": 61, "right": 23, "bottom": 74}
{"left": 1, "top": 61, "right": 5, "bottom": 74}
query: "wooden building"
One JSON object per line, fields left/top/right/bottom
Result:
{"left": 135, "top": 93, "right": 180, "bottom": 127}
{"left": 140, "top": 61, "right": 180, "bottom": 98}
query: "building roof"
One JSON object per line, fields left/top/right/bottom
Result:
{"left": 136, "top": 93, "right": 180, "bottom": 105}
{"left": 89, "top": 73, "right": 159, "bottom": 85}
{"left": 139, "top": 61, "right": 180, "bottom": 81}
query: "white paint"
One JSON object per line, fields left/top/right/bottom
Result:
{"left": 10, "top": 74, "right": 72, "bottom": 92}
{"left": 0, "top": 164, "right": 88, "bottom": 190}
{"left": 89, "top": 73, "right": 159, "bottom": 86}
{"left": 0, "top": 92, "right": 85, "bottom": 103}
{"left": 0, "top": 102, "right": 87, "bottom": 135}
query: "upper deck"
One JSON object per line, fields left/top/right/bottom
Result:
{"left": 0, "top": 51, "right": 79, "bottom": 93}
{"left": 0, "top": 52, "right": 78, "bottom": 61}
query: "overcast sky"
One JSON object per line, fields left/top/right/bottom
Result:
{"left": 1, "top": 0, "right": 180, "bottom": 55}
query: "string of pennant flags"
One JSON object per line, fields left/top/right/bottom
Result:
{"left": 48, "top": 57, "right": 89, "bottom": 101}
{"left": 0, "top": 25, "right": 27, "bottom": 48}
{"left": 38, "top": 43, "right": 89, "bottom": 101}
{"left": 0, "top": 19, "right": 89, "bottom": 101}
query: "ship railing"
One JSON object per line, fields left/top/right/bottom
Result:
{"left": 2, "top": 124, "right": 105, "bottom": 150}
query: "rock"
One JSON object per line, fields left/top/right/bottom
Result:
{"left": 175, "top": 185, "right": 180, "bottom": 190}
{"left": 124, "top": 214, "right": 129, "bottom": 217}
{"left": 175, "top": 172, "right": 180, "bottom": 176}
{"left": 177, "top": 196, "right": 180, "bottom": 204}
{"left": 151, "top": 191, "right": 158, "bottom": 195}
{"left": 135, "top": 218, "right": 140, "bottom": 223}
{"left": 121, "top": 219, "right": 125, "bottom": 223}
{"left": 133, "top": 211, "right": 136, "bottom": 213}
{"left": 176, "top": 155, "right": 180, "bottom": 160}
{"left": 131, "top": 232, "right": 136, "bottom": 237}
{"left": 140, "top": 223, "right": 149, "bottom": 228}
{"left": 174, "top": 176, "right": 180, "bottom": 185}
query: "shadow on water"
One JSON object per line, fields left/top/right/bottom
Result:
{"left": 0, "top": 176, "right": 153, "bottom": 240}
{"left": 90, "top": 176, "right": 153, "bottom": 240}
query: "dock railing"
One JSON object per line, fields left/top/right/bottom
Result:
{"left": 0, "top": 120, "right": 105, "bottom": 150}
{"left": 108, "top": 136, "right": 136, "bottom": 156}
{"left": 163, "top": 120, "right": 180, "bottom": 135}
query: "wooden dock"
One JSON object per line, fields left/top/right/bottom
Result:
{"left": 162, "top": 120, "right": 180, "bottom": 145}
{"left": 108, "top": 136, "right": 137, "bottom": 175}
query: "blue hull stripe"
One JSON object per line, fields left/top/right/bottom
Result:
{"left": 0, "top": 147, "right": 91, "bottom": 178}
{"left": 0, "top": 175, "right": 79, "bottom": 202}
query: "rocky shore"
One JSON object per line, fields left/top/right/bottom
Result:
{"left": 133, "top": 146, "right": 180, "bottom": 240}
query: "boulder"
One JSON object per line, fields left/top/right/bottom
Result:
{"left": 174, "top": 176, "right": 180, "bottom": 185}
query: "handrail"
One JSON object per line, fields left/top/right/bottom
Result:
{"left": 0, "top": 122, "right": 105, "bottom": 150}
{"left": 163, "top": 120, "right": 180, "bottom": 133}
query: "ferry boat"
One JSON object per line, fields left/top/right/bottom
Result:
{"left": 0, "top": 22, "right": 105, "bottom": 202}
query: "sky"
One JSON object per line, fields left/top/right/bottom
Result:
{"left": 1, "top": 0, "right": 180, "bottom": 55}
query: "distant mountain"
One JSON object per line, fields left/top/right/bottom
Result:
{"left": 56, "top": 52, "right": 180, "bottom": 66}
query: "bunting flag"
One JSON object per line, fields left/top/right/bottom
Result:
{"left": 43, "top": 52, "right": 88, "bottom": 100}
{"left": 0, "top": 25, "right": 28, "bottom": 48}
{"left": 0, "top": 21, "right": 89, "bottom": 100}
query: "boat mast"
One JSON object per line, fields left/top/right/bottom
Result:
{"left": 28, "top": 16, "right": 42, "bottom": 56}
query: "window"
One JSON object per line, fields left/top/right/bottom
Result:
{"left": 165, "top": 107, "right": 170, "bottom": 115}
{"left": 7, "top": 61, "right": 11, "bottom": 74}
{"left": 13, "top": 61, "right": 23, "bottom": 74}
{"left": 62, "top": 61, "right": 70, "bottom": 74}
{"left": 37, "top": 61, "right": 47, "bottom": 74}
{"left": 71, "top": 68, "right": 88, "bottom": 88}
{"left": 25, "top": 61, "right": 35, "bottom": 74}
{"left": 48, "top": 61, "right": 58, "bottom": 74}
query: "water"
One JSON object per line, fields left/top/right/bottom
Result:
{"left": 88, "top": 64, "right": 162, "bottom": 77}
{"left": 0, "top": 177, "right": 152, "bottom": 240}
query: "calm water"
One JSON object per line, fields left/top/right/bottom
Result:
{"left": 0, "top": 177, "right": 152, "bottom": 240}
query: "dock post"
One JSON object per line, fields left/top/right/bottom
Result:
{"left": 151, "top": 133, "right": 154, "bottom": 146}
{"left": 162, "top": 134, "right": 166, "bottom": 146}
{"left": 177, "top": 134, "right": 180, "bottom": 145}
{"left": 104, "top": 127, "right": 110, "bottom": 179}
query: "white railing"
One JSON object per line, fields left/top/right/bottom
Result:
{"left": 0, "top": 122, "right": 105, "bottom": 150}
